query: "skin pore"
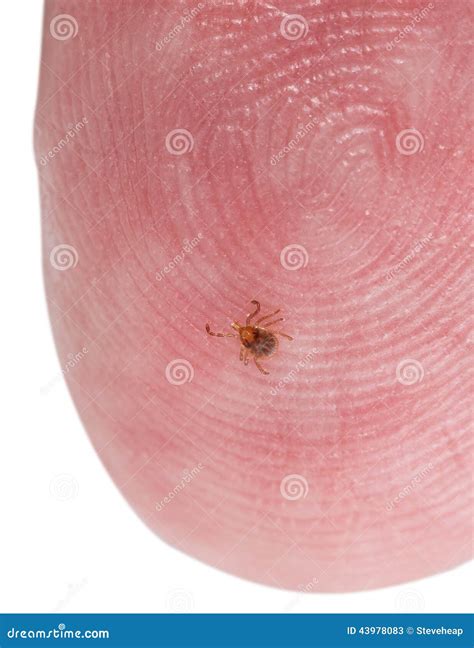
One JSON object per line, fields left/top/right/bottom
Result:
{"left": 37, "top": 0, "right": 472, "bottom": 591}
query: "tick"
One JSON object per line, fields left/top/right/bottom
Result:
{"left": 206, "top": 300, "right": 293, "bottom": 375}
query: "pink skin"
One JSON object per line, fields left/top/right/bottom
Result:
{"left": 37, "top": 1, "right": 472, "bottom": 591}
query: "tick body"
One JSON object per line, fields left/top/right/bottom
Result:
{"left": 206, "top": 300, "right": 293, "bottom": 375}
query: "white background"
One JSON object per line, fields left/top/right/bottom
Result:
{"left": 0, "top": 1, "right": 471, "bottom": 614}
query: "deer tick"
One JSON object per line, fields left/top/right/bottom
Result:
{"left": 206, "top": 300, "right": 293, "bottom": 375}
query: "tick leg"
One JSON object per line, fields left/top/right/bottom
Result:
{"left": 254, "top": 357, "right": 269, "bottom": 375}
{"left": 256, "top": 308, "right": 281, "bottom": 324}
{"left": 259, "top": 317, "right": 284, "bottom": 328}
{"left": 272, "top": 331, "right": 293, "bottom": 340}
{"left": 246, "top": 300, "right": 261, "bottom": 325}
{"left": 240, "top": 347, "right": 250, "bottom": 365}
{"left": 206, "top": 324, "right": 236, "bottom": 338}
